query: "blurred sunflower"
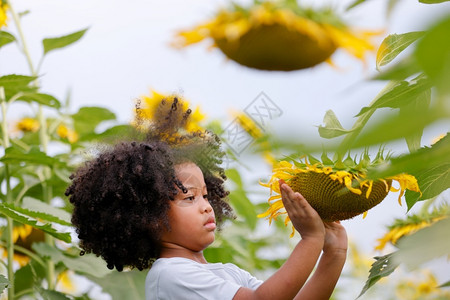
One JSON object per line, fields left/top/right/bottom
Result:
{"left": 375, "top": 206, "right": 449, "bottom": 251}
{"left": 0, "top": 0, "right": 8, "bottom": 28}
{"left": 56, "top": 124, "right": 79, "bottom": 144}
{"left": 173, "top": 0, "right": 377, "bottom": 71}
{"left": 1, "top": 224, "right": 45, "bottom": 267}
{"left": 258, "top": 154, "right": 421, "bottom": 236}
{"left": 135, "top": 90, "right": 206, "bottom": 133}
{"left": 395, "top": 271, "right": 450, "bottom": 300}
{"left": 230, "top": 110, "right": 276, "bottom": 165}
{"left": 16, "top": 117, "right": 40, "bottom": 132}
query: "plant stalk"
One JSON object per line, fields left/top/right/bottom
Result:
{"left": 7, "top": 0, "right": 56, "bottom": 291}
{"left": 1, "top": 86, "right": 15, "bottom": 300}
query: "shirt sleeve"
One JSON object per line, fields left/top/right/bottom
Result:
{"left": 225, "top": 263, "right": 264, "bottom": 290}
{"left": 154, "top": 261, "right": 242, "bottom": 300}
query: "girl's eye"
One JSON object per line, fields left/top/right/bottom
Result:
{"left": 184, "top": 196, "right": 195, "bottom": 201}
{"left": 203, "top": 194, "right": 208, "bottom": 199}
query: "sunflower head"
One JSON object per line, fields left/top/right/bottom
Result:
{"left": 259, "top": 152, "right": 421, "bottom": 235}
{"left": 173, "top": 0, "right": 376, "bottom": 71}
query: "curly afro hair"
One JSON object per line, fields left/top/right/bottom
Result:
{"left": 65, "top": 98, "right": 234, "bottom": 271}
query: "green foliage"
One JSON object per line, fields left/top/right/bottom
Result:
{"left": 0, "top": 31, "right": 15, "bottom": 48}
{"left": 0, "top": 274, "right": 9, "bottom": 294}
{"left": 357, "top": 253, "right": 400, "bottom": 298}
{"left": 43, "top": 28, "right": 89, "bottom": 55}
{"left": 318, "top": 110, "right": 353, "bottom": 139}
{"left": 394, "top": 217, "right": 450, "bottom": 270}
{"left": 33, "top": 243, "right": 111, "bottom": 278}
{"left": 87, "top": 270, "right": 147, "bottom": 300}
{"left": 0, "top": 204, "right": 71, "bottom": 242}
{"left": 376, "top": 31, "right": 425, "bottom": 70}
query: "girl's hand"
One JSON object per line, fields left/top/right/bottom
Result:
{"left": 323, "top": 221, "right": 348, "bottom": 255}
{"left": 279, "top": 180, "right": 325, "bottom": 240}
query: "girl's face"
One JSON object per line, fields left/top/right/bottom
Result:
{"left": 160, "top": 162, "right": 216, "bottom": 253}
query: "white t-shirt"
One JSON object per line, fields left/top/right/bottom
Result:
{"left": 145, "top": 257, "right": 263, "bottom": 300}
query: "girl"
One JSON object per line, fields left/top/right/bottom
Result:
{"left": 66, "top": 98, "right": 347, "bottom": 299}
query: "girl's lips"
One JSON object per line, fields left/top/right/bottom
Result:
{"left": 204, "top": 216, "right": 216, "bottom": 230}
{"left": 204, "top": 222, "right": 216, "bottom": 231}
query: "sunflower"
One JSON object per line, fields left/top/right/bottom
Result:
{"left": 57, "top": 124, "right": 79, "bottom": 144}
{"left": 258, "top": 154, "right": 421, "bottom": 236}
{"left": 0, "top": 0, "right": 8, "bottom": 28}
{"left": 173, "top": 0, "right": 377, "bottom": 71}
{"left": 375, "top": 206, "right": 449, "bottom": 251}
{"left": 16, "top": 117, "right": 40, "bottom": 132}
{"left": 135, "top": 90, "right": 206, "bottom": 134}
{"left": 1, "top": 224, "right": 45, "bottom": 267}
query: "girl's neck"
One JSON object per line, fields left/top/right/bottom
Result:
{"left": 159, "top": 244, "right": 208, "bottom": 264}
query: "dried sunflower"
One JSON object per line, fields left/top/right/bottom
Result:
{"left": 258, "top": 153, "right": 421, "bottom": 236}
{"left": 135, "top": 90, "right": 206, "bottom": 134}
{"left": 173, "top": 0, "right": 377, "bottom": 71}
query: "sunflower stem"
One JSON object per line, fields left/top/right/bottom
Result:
{"left": 336, "top": 80, "right": 399, "bottom": 158}
{"left": 1, "top": 85, "right": 15, "bottom": 300}
{"left": 7, "top": 0, "right": 56, "bottom": 291}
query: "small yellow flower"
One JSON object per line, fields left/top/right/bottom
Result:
{"left": 56, "top": 270, "right": 76, "bottom": 293}
{"left": 173, "top": 1, "right": 377, "bottom": 71}
{"left": 135, "top": 90, "right": 206, "bottom": 133}
{"left": 57, "top": 125, "right": 79, "bottom": 143}
{"left": 258, "top": 156, "right": 421, "bottom": 237}
{"left": 16, "top": 118, "right": 40, "bottom": 132}
{"left": 0, "top": 1, "right": 8, "bottom": 28}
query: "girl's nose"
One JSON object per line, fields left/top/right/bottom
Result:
{"left": 201, "top": 197, "right": 213, "bottom": 213}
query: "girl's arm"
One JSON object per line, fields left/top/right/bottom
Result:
{"left": 294, "top": 222, "right": 348, "bottom": 300}
{"left": 234, "top": 181, "right": 326, "bottom": 300}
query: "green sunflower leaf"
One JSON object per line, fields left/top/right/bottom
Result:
{"left": 16, "top": 92, "right": 61, "bottom": 108}
{"left": 0, "top": 74, "right": 38, "bottom": 100}
{"left": 419, "top": 0, "right": 450, "bottom": 3}
{"left": 0, "top": 203, "right": 71, "bottom": 243}
{"left": 0, "top": 146, "right": 59, "bottom": 166}
{"left": 357, "top": 252, "right": 400, "bottom": 298}
{"left": 0, "top": 275, "right": 9, "bottom": 294}
{"left": 440, "top": 280, "right": 450, "bottom": 288}
{"left": 226, "top": 168, "right": 257, "bottom": 230}
{"left": 415, "top": 16, "right": 450, "bottom": 95}
{"left": 43, "top": 28, "right": 88, "bottom": 55}
{"left": 0, "top": 31, "right": 16, "bottom": 48}
{"left": 373, "top": 55, "right": 421, "bottom": 80}
{"left": 393, "top": 217, "right": 450, "bottom": 270}
{"left": 86, "top": 270, "right": 146, "bottom": 300}
{"left": 368, "top": 133, "right": 450, "bottom": 178}
{"left": 376, "top": 32, "right": 425, "bottom": 70}
{"left": 33, "top": 243, "right": 111, "bottom": 278}
{"left": 400, "top": 88, "right": 431, "bottom": 152}
{"left": 318, "top": 110, "right": 352, "bottom": 139}
{"left": 355, "top": 74, "right": 432, "bottom": 117}
{"left": 39, "top": 289, "right": 71, "bottom": 300}
{"left": 72, "top": 106, "right": 116, "bottom": 137}
{"left": 20, "top": 197, "right": 72, "bottom": 225}
{"left": 405, "top": 163, "right": 450, "bottom": 210}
